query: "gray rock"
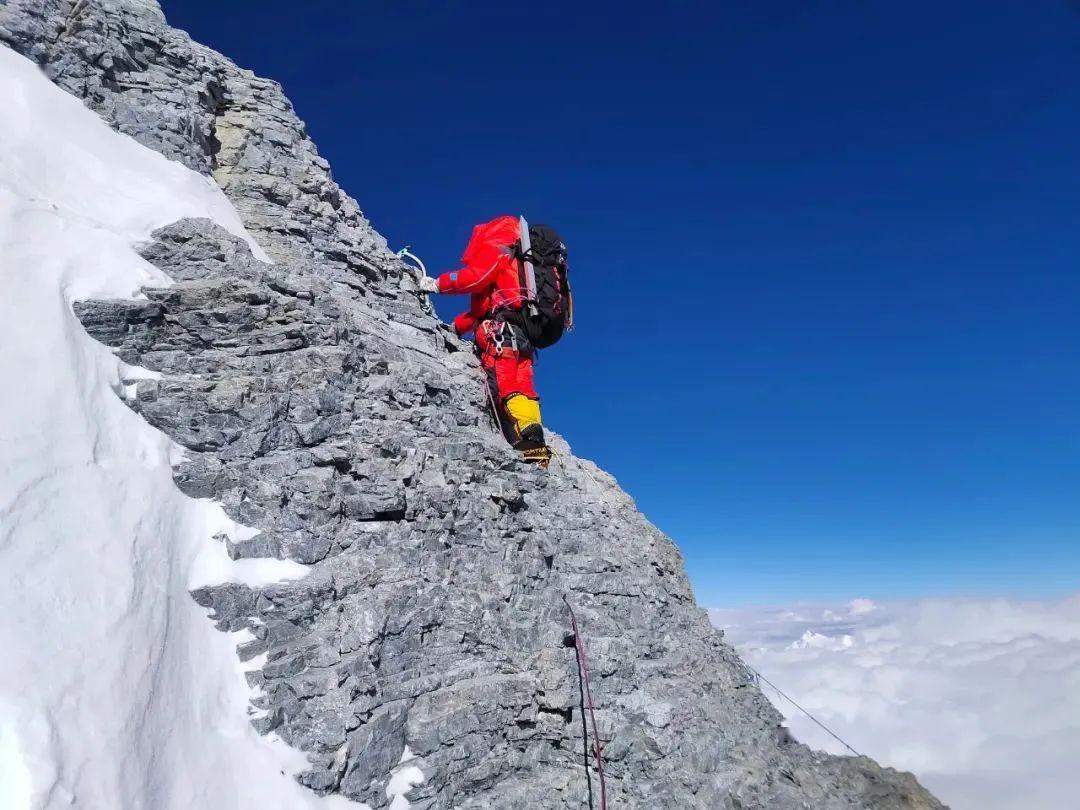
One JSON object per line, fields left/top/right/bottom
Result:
{"left": 1, "top": 0, "right": 393, "bottom": 286}
{"left": 3, "top": 2, "right": 947, "bottom": 808}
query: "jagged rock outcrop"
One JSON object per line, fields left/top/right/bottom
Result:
{"left": 1, "top": 0, "right": 391, "bottom": 281}
{"left": 2, "top": 2, "right": 946, "bottom": 808}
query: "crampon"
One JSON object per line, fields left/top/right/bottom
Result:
{"left": 521, "top": 445, "right": 552, "bottom": 468}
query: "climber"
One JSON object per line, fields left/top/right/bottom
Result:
{"left": 417, "top": 215, "right": 573, "bottom": 466}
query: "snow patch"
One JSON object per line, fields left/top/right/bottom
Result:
{"left": 188, "top": 505, "right": 310, "bottom": 590}
{"left": 0, "top": 716, "right": 33, "bottom": 810}
{"left": 0, "top": 44, "right": 361, "bottom": 810}
{"left": 386, "top": 746, "right": 425, "bottom": 810}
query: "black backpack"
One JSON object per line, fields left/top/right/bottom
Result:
{"left": 513, "top": 222, "right": 574, "bottom": 349}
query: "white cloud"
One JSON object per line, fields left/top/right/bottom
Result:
{"left": 710, "top": 594, "right": 1080, "bottom": 810}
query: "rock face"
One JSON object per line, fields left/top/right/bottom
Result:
{"left": 3, "top": 2, "right": 945, "bottom": 808}
{"left": 1, "top": 0, "right": 390, "bottom": 280}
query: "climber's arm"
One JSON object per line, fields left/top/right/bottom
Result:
{"left": 437, "top": 257, "right": 503, "bottom": 295}
{"left": 452, "top": 310, "right": 478, "bottom": 337}
{"left": 452, "top": 293, "right": 489, "bottom": 337}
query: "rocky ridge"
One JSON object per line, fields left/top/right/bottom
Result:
{"left": 2, "top": 2, "right": 945, "bottom": 808}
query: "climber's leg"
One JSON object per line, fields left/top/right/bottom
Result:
{"left": 476, "top": 321, "right": 518, "bottom": 443}
{"left": 511, "top": 349, "right": 539, "bottom": 401}
{"left": 477, "top": 321, "right": 547, "bottom": 460}
{"left": 482, "top": 356, "right": 515, "bottom": 444}
{"left": 504, "top": 392, "right": 542, "bottom": 444}
{"left": 497, "top": 328, "right": 543, "bottom": 447}
{"left": 503, "top": 351, "right": 547, "bottom": 455}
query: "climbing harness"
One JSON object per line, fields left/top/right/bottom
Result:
{"left": 487, "top": 319, "right": 518, "bottom": 355}
{"left": 741, "top": 662, "right": 862, "bottom": 757}
{"left": 563, "top": 595, "right": 608, "bottom": 810}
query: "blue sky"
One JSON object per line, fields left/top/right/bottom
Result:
{"left": 162, "top": 1, "right": 1080, "bottom": 606}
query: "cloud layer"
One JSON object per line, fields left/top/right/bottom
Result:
{"left": 710, "top": 594, "right": 1080, "bottom": 810}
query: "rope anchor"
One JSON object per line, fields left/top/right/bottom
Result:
{"left": 397, "top": 246, "right": 435, "bottom": 316}
{"left": 396, "top": 245, "right": 428, "bottom": 276}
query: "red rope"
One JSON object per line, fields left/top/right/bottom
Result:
{"left": 563, "top": 595, "right": 608, "bottom": 810}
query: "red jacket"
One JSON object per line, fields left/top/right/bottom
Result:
{"left": 437, "top": 216, "right": 523, "bottom": 336}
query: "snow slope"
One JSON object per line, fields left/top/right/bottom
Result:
{"left": 0, "top": 45, "right": 363, "bottom": 810}
{"left": 712, "top": 595, "right": 1080, "bottom": 810}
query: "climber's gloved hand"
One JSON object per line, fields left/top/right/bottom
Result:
{"left": 452, "top": 312, "right": 476, "bottom": 337}
{"left": 417, "top": 275, "right": 440, "bottom": 294}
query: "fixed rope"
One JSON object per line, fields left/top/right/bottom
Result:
{"left": 572, "top": 627, "right": 594, "bottom": 810}
{"left": 563, "top": 595, "right": 608, "bottom": 810}
{"left": 741, "top": 662, "right": 862, "bottom": 757}
{"left": 482, "top": 374, "right": 508, "bottom": 438}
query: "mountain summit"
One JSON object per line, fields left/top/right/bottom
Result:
{"left": 0, "top": 2, "right": 943, "bottom": 807}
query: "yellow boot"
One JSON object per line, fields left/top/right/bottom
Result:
{"left": 504, "top": 394, "right": 545, "bottom": 450}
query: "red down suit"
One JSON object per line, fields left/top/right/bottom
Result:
{"left": 436, "top": 216, "right": 542, "bottom": 439}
